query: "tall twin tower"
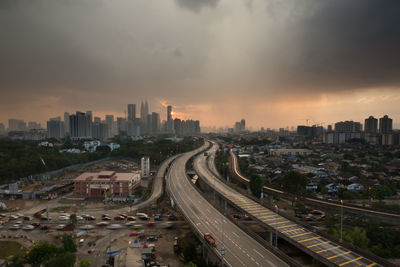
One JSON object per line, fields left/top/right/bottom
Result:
{"left": 127, "top": 101, "right": 149, "bottom": 123}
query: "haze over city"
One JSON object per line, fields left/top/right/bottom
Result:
{"left": 1, "top": 0, "right": 400, "bottom": 129}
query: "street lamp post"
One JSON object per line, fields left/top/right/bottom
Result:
{"left": 274, "top": 203, "right": 278, "bottom": 247}
{"left": 340, "top": 199, "right": 343, "bottom": 243}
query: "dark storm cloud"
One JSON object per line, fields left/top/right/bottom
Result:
{"left": 175, "top": 0, "right": 220, "bottom": 12}
{"left": 262, "top": 0, "right": 400, "bottom": 91}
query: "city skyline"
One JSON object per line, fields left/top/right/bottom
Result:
{"left": 1, "top": 1, "right": 400, "bottom": 129}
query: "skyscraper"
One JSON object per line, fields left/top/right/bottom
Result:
{"left": 364, "top": 116, "right": 378, "bottom": 134}
{"left": 379, "top": 115, "right": 393, "bottom": 134}
{"left": 64, "top": 112, "right": 70, "bottom": 136}
{"left": 8, "top": 119, "right": 26, "bottom": 131}
{"left": 69, "top": 111, "right": 92, "bottom": 139}
{"left": 105, "top": 115, "right": 114, "bottom": 138}
{"left": 151, "top": 112, "right": 160, "bottom": 133}
{"left": 47, "top": 118, "right": 63, "bottom": 139}
{"left": 128, "top": 104, "right": 136, "bottom": 122}
{"left": 166, "top": 105, "right": 174, "bottom": 134}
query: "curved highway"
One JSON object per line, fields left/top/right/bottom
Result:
{"left": 229, "top": 150, "right": 400, "bottom": 220}
{"left": 194, "top": 141, "right": 382, "bottom": 267}
{"left": 167, "top": 143, "right": 289, "bottom": 267}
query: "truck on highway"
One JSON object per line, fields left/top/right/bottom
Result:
{"left": 204, "top": 233, "right": 216, "bottom": 247}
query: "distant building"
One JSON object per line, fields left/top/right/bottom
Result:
{"left": 141, "top": 156, "right": 150, "bottom": 178}
{"left": 64, "top": 112, "right": 70, "bottom": 136}
{"left": 166, "top": 105, "right": 174, "bottom": 134}
{"left": 334, "top": 121, "right": 362, "bottom": 132}
{"left": 28, "top": 121, "right": 41, "bottom": 130}
{"left": 92, "top": 122, "right": 108, "bottom": 141}
{"left": 364, "top": 116, "right": 378, "bottom": 134}
{"left": 0, "top": 123, "right": 5, "bottom": 135}
{"left": 128, "top": 104, "right": 136, "bottom": 122}
{"left": 151, "top": 112, "right": 160, "bottom": 133}
{"left": 47, "top": 119, "right": 64, "bottom": 139}
{"left": 69, "top": 111, "right": 92, "bottom": 139}
{"left": 8, "top": 119, "right": 26, "bottom": 132}
{"left": 269, "top": 149, "right": 312, "bottom": 157}
{"left": 73, "top": 171, "right": 141, "bottom": 198}
{"left": 379, "top": 115, "right": 392, "bottom": 134}
{"left": 297, "top": 125, "right": 323, "bottom": 138}
{"left": 105, "top": 115, "right": 114, "bottom": 139}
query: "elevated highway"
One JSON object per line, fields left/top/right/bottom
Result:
{"left": 194, "top": 141, "right": 386, "bottom": 267}
{"left": 167, "top": 142, "right": 289, "bottom": 267}
{"left": 229, "top": 149, "right": 400, "bottom": 224}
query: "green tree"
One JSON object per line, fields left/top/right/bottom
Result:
{"left": 185, "top": 262, "right": 197, "bottom": 267}
{"left": 70, "top": 214, "right": 77, "bottom": 227}
{"left": 347, "top": 227, "right": 370, "bottom": 249}
{"left": 62, "top": 234, "right": 77, "bottom": 253}
{"left": 282, "top": 171, "right": 307, "bottom": 194}
{"left": 78, "top": 259, "right": 91, "bottom": 267}
{"left": 27, "top": 241, "right": 59, "bottom": 267}
{"left": 8, "top": 255, "right": 25, "bottom": 267}
{"left": 44, "top": 252, "right": 76, "bottom": 267}
{"left": 249, "top": 174, "right": 264, "bottom": 198}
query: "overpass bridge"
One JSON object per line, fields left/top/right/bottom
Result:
{"left": 193, "top": 141, "right": 392, "bottom": 267}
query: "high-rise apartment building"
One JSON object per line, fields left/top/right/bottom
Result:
{"left": 92, "top": 122, "right": 108, "bottom": 141}
{"left": 141, "top": 156, "right": 150, "bottom": 177}
{"left": 364, "top": 116, "right": 378, "bottom": 134}
{"left": 69, "top": 111, "right": 92, "bottom": 139}
{"left": 64, "top": 112, "right": 70, "bottom": 136}
{"left": 334, "top": 121, "right": 362, "bottom": 132}
{"left": 105, "top": 115, "right": 114, "bottom": 139}
{"left": 379, "top": 115, "right": 392, "bottom": 134}
{"left": 166, "top": 105, "right": 174, "bottom": 134}
{"left": 128, "top": 104, "right": 136, "bottom": 122}
{"left": 8, "top": 119, "right": 26, "bottom": 132}
{"left": 117, "top": 117, "right": 127, "bottom": 135}
{"left": 47, "top": 118, "right": 63, "bottom": 139}
{"left": 151, "top": 112, "right": 160, "bottom": 133}
{"left": 28, "top": 121, "right": 41, "bottom": 130}
{"left": 0, "top": 123, "right": 6, "bottom": 135}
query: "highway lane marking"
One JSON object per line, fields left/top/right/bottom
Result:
{"left": 263, "top": 218, "right": 286, "bottom": 223}
{"left": 253, "top": 249, "right": 264, "bottom": 258}
{"left": 258, "top": 215, "right": 277, "bottom": 219}
{"left": 170, "top": 155, "right": 270, "bottom": 267}
{"left": 338, "top": 256, "right": 363, "bottom": 266}
{"left": 367, "top": 263, "right": 376, "bottom": 267}
{"left": 307, "top": 241, "right": 330, "bottom": 248}
{"left": 282, "top": 228, "right": 304, "bottom": 234}
{"left": 269, "top": 221, "right": 289, "bottom": 226}
{"left": 316, "top": 245, "right": 340, "bottom": 254}
{"left": 290, "top": 232, "right": 311, "bottom": 238}
{"left": 277, "top": 224, "right": 297, "bottom": 229}
{"left": 327, "top": 251, "right": 351, "bottom": 260}
{"left": 232, "top": 232, "right": 240, "bottom": 238}
{"left": 298, "top": 236, "right": 319, "bottom": 243}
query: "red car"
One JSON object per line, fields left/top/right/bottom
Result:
{"left": 129, "top": 231, "right": 139, "bottom": 236}
{"left": 146, "top": 221, "right": 155, "bottom": 227}
{"left": 40, "top": 225, "right": 51, "bottom": 230}
{"left": 127, "top": 216, "right": 136, "bottom": 221}
{"left": 114, "top": 216, "right": 125, "bottom": 221}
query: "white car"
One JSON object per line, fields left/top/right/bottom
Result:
{"left": 125, "top": 221, "right": 137, "bottom": 226}
{"left": 58, "top": 216, "right": 70, "bottom": 221}
{"left": 80, "top": 225, "right": 95, "bottom": 230}
{"left": 22, "top": 225, "right": 35, "bottom": 231}
{"left": 106, "top": 224, "right": 122, "bottom": 230}
{"left": 76, "top": 216, "right": 84, "bottom": 221}
{"left": 56, "top": 224, "right": 66, "bottom": 230}
{"left": 9, "top": 224, "right": 21, "bottom": 230}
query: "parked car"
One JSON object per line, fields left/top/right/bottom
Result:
{"left": 127, "top": 216, "right": 136, "bottom": 221}
{"left": 40, "top": 225, "right": 51, "bottom": 230}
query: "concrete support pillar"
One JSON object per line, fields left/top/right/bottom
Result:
{"left": 269, "top": 231, "right": 273, "bottom": 245}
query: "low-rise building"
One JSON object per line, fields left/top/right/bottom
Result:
{"left": 269, "top": 149, "right": 312, "bottom": 157}
{"left": 73, "top": 171, "right": 141, "bottom": 198}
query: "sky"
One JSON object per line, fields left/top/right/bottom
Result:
{"left": 1, "top": 0, "right": 400, "bottom": 129}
